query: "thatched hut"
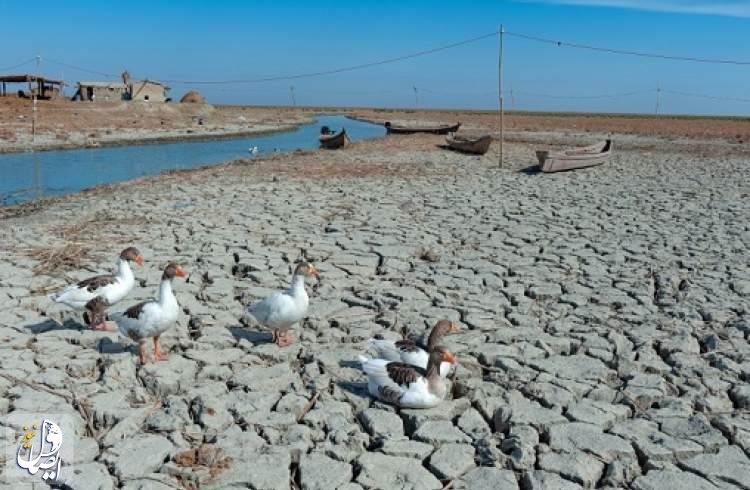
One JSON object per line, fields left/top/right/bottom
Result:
{"left": 180, "top": 90, "right": 206, "bottom": 104}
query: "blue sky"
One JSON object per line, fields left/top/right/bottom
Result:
{"left": 1, "top": 0, "right": 748, "bottom": 115}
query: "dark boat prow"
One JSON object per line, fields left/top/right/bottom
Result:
{"left": 319, "top": 127, "right": 350, "bottom": 149}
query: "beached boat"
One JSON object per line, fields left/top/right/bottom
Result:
{"left": 445, "top": 135, "right": 492, "bottom": 155}
{"left": 319, "top": 128, "right": 350, "bottom": 149}
{"left": 536, "top": 139, "right": 612, "bottom": 173}
{"left": 385, "top": 121, "right": 460, "bottom": 135}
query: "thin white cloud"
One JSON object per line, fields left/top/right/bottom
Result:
{"left": 520, "top": 0, "right": 750, "bottom": 17}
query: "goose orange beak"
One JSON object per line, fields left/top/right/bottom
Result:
{"left": 450, "top": 322, "right": 460, "bottom": 333}
{"left": 308, "top": 265, "right": 320, "bottom": 278}
{"left": 135, "top": 255, "right": 145, "bottom": 266}
{"left": 175, "top": 266, "right": 188, "bottom": 278}
{"left": 443, "top": 351, "right": 456, "bottom": 364}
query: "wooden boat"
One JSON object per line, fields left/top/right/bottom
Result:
{"left": 319, "top": 128, "right": 350, "bottom": 149}
{"left": 445, "top": 135, "right": 492, "bottom": 155}
{"left": 385, "top": 121, "right": 460, "bottom": 135}
{"left": 536, "top": 139, "right": 612, "bottom": 173}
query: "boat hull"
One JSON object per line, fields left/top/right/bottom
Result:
{"left": 385, "top": 122, "right": 460, "bottom": 135}
{"left": 536, "top": 139, "right": 612, "bottom": 173}
{"left": 446, "top": 135, "right": 492, "bottom": 155}
{"left": 319, "top": 129, "right": 350, "bottom": 149}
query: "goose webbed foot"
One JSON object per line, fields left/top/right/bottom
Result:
{"left": 153, "top": 336, "right": 169, "bottom": 361}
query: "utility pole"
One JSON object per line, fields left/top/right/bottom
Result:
{"left": 290, "top": 85, "right": 296, "bottom": 107}
{"left": 655, "top": 84, "right": 661, "bottom": 115}
{"left": 32, "top": 54, "right": 41, "bottom": 147}
{"left": 498, "top": 25, "right": 504, "bottom": 168}
{"left": 412, "top": 86, "right": 419, "bottom": 109}
{"left": 510, "top": 82, "right": 515, "bottom": 111}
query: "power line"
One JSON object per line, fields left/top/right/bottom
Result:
{"left": 159, "top": 31, "right": 498, "bottom": 84}
{"left": 44, "top": 58, "right": 118, "bottom": 78}
{"left": 514, "top": 89, "right": 653, "bottom": 100}
{"left": 5, "top": 25, "right": 749, "bottom": 114}
{"left": 16, "top": 25, "right": 750, "bottom": 90}
{"left": 662, "top": 89, "right": 750, "bottom": 103}
{"left": 0, "top": 57, "right": 36, "bottom": 72}
{"left": 420, "top": 87, "right": 497, "bottom": 97}
{"left": 286, "top": 87, "right": 405, "bottom": 95}
{"left": 507, "top": 31, "right": 750, "bottom": 66}
{"left": 21, "top": 30, "right": 498, "bottom": 85}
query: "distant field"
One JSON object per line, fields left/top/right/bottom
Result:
{"left": 218, "top": 104, "right": 750, "bottom": 122}
{"left": 215, "top": 104, "right": 750, "bottom": 140}
{"left": 2, "top": 97, "right": 748, "bottom": 151}
{"left": 343, "top": 107, "right": 750, "bottom": 142}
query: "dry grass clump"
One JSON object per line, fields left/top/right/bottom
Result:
{"left": 26, "top": 243, "right": 98, "bottom": 276}
{"left": 21, "top": 211, "right": 138, "bottom": 276}
{"left": 417, "top": 246, "right": 440, "bottom": 262}
{"left": 173, "top": 443, "right": 233, "bottom": 487}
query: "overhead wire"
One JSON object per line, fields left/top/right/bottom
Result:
{"left": 3, "top": 26, "right": 749, "bottom": 111}
{"left": 513, "top": 88, "right": 653, "bottom": 100}
{"left": 419, "top": 87, "right": 497, "bottom": 97}
{"left": 0, "top": 57, "right": 36, "bottom": 72}
{"left": 506, "top": 31, "right": 750, "bottom": 66}
{"left": 156, "top": 31, "right": 499, "bottom": 84}
{"left": 44, "top": 58, "right": 118, "bottom": 78}
{"left": 661, "top": 89, "right": 750, "bottom": 103}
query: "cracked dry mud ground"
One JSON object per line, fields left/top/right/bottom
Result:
{"left": 0, "top": 135, "right": 749, "bottom": 489}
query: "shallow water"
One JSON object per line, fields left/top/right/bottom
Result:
{"left": 0, "top": 115, "right": 385, "bottom": 206}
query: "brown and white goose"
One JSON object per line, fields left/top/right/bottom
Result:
{"left": 361, "top": 346, "right": 456, "bottom": 408}
{"left": 368, "top": 319, "right": 460, "bottom": 377}
{"left": 246, "top": 262, "right": 320, "bottom": 347}
{"left": 51, "top": 247, "right": 144, "bottom": 330}
{"left": 110, "top": 263, "right": 187, "bottom": 364}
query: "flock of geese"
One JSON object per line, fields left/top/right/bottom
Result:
{"left": 50, "top": 248, "right": 460, "bottom": 408}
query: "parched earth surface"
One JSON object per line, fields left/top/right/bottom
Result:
{"left": 0, "top": 134, "right": 749, "bottom": 489}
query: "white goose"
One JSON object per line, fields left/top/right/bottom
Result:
{"left": 110, "top": 263, "right": 187, "bottom": 364}
{"left": 51, "top": 247, "right": 144, "bottom": 330}
{"left": 246, "top": 262, "right": 320, "bottom": 347}
{"left": 361, "top": 346, "right": 456, "bottom": 408}
{"left": 368, "top": 319, "right": 460, "bottom": 377}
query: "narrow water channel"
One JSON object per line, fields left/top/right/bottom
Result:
{"left": 0, "top": 115, "right": 385, "bottom": 206}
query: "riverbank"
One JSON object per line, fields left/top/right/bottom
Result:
{"left": 0, "top": 123, "right": 309, "bottom": 154}
{"left": 1, "top": 130, "right": 749, "bottom": 489}
{"left": 0, "top": 114, "right": 385, "bottom": 207}
{"left": 0, "top": 99, "right": 314, "bottom": 153}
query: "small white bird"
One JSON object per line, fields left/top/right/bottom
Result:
{"left": 246, "top": 262, "right": 320, "bottom": 347}
{"left": 361, "top": 346, "right": 456, "bottom": 408}
{"left": 51, "top": 247, "right": 144, "bottom": 330}
{"left": 249, "top": 146, "right": 259, "bottom": 154}
{"left": 368, "top": 319, "right": 460, "bottom": 378}
{"left": 110, "top": 263, "right": 187, "bottom": 364}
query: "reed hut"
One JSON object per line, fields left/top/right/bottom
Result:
{"left": 180, "top": 90, "right": 206, "bottom": 103}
